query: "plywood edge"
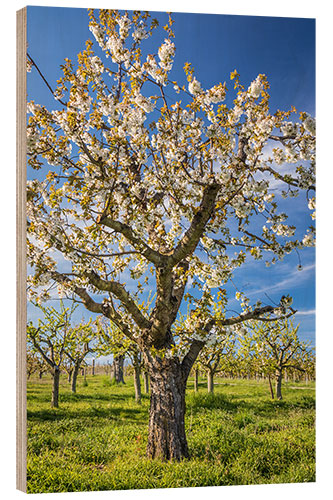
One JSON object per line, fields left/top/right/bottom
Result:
{"left": 16, "top": 6, "right": 27, "bottom": 493}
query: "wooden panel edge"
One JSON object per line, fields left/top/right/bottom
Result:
{"left": 16, "top": 6, "right": 27, "bottom": 493}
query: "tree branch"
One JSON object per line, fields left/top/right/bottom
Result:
{"left": 214, "top": 305, "right": 296, "bottom": 328}
{"left": 27, "top": 52, "right": 68, "bottom": 107}
{"left": 169, "top": 182, "right": 220, "bottom": 267}
{"left": 96, "top": 216, "right": 166, "bottom": 266}
{"left": 51, "top": 271, "right": 104, "bottom": 315}
{"left": 87, "top": 270, "right": 151, "bottom": 330}
{"left": 181, "top": 339, "right": 205, "bottom": 381}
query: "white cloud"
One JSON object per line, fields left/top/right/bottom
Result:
{"left": 295, "top": 308, "right": 316, "bottom": 317}
{"left": 243, "top": 262, "right": 315, "bottom": 297}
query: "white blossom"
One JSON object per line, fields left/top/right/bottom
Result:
{"left": 188, "top": 78, "right": 202, "bottom": 96}
{"left": 132, "top": 21, "right": 148, "bottom": 42}
{"left": 117, "top": 15, "right": 131, "bottom": 39}
{"left": 89, "top": 56, "right": 104, "bottom": 74}
{"left": 158, "top": 39, "right": 175, "bottom": 71}
{"left": 303, "top": 113, "right": 316, "bottom": 135}
{"left": 248, "top": 77, "right": 263, "bottom": 99}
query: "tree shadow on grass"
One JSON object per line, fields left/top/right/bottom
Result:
{"left": 28, "top": 389, "right": 149, "bottom": 405}
{"left": 187, "top": 392, "right": 315, "bottom": 418}
{"left": 27, "top": 405, "right": 148, "bottom": 424}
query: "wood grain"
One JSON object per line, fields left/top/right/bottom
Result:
{"left": 16, "top": 6, "right": 27, "bottom": 493}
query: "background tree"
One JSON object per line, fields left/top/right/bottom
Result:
{"left": 112, "top": 354, "right": 126, "bottom": 384}
{"left": 239, "top": 318, "right": 314, "bottom": 400}
{"left": 64, "top": 318, "right": 95, "bottom": 393}
{"left": 26, "top": 9, "right": 315, "bottom": 459}
{"left": 26, "top": 347, "right": 47, "bottom": 380}
{"left": 96, "top": 316, "right": 145, "bottom": 402}
{"left": 194, "top": 327, "right": 235, "bottom": 393}
{"left": 126, "top": 346, "right": 144, "bottom": 404}
{"left": 62, "top": 355, "right": 75, "bottom": 384}
{"left": 27, "top": 301, "right": 77, "bottom": 407}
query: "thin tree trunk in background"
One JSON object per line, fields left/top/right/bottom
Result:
{"left": 52, "top": 367, "right": 60, "bottom": 408}
{"left": 112, "top": 355, "right": 125, "bottom": 384}
{"left": 276, "top": 370, "right": 283, "bottom": 400}
{"left": 92, "top": 358, "right": 95, "bottom": 376}
{"left": 207, "top": 369, "right": 214, "bottom": 393}
{"left": 71, "top": 363, "right": 80, "bottom": 393}
{"left": 133, "top": 362, "right": 142, "bottom": 404}
{"left": 268, "top": 374, "right": 275, "bottom": 399}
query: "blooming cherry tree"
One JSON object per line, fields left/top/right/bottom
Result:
{"left": 27, "top": 9, "right": 315, "bottom": 459}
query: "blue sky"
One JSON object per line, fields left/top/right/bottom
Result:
{"left": 26, "top": 6, "right": 315, "bottom": 346}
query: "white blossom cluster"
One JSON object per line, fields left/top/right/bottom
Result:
{"left": 248, "top": 76, "right": 264, "bottom": 99}
{"left": 188, "top": 77, "right": 202, "bottom": 96}
{"left": 158, "top": 39, "right": 176, "bottom": 71}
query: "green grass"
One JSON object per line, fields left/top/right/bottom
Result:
{"left": 26, "top": 374, "right": 315, "bottom": 493}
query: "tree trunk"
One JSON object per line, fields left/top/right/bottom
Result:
{"left": 145, "top": 355, "right": 189, "bottom": 460}
{"left": 71, "top": 363, "right": 80, "bottom": 393}
{"left": 68, "top": 368, "right": 73, "bottom": 384}
{"left": 112, "top": 355, "right": 125, "bottom": 384}
{"left": 194, "top": 366, "right": 199, "bottom": 392}
{"left": 133, "top": 362, "right": 142, "bottom": 404}
{"left": 92, "top": 358, "right": 95, "bottom": 376}
{"left": 268, "top": 374, "right": 275, "bottom": 399}
{"left": 207, "top": 369, "right": 214, "bottom": 393}
{"left": 276, "top": 370, "right": 283, "bottom": 400}
{"left": 143, "top": 370, "right": 150, "bottom": 393}
{"left": 52, "top": 367, "right": 60, "bottom": 408}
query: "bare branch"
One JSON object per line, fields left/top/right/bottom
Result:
{"left": 27, "top": 52, "right": 67, "bottom": 107}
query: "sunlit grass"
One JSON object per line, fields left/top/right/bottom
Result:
{"left": 27, "top": 373, "right": 315, "bottom": 493}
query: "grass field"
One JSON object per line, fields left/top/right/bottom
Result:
{"left": 26, "top": 373, "right": 315, "bottom": 493}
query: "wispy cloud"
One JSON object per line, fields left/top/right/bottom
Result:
{"left": 244, "top": 262, "right": 315, "bottom": 298}
{"left": 295, "top": 308, "right": 316, "bottom": 317}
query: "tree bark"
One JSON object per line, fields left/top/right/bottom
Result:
{"left": 145, "top": 355, "right": 189, "bottom": 460}
{"left": 143, "top": 370, "right": 150, "bottom": 394}
{"left": 71, "top": 363, "right": 80, "bottom": 393}
{"left": 133, "top": 362, "right": 142, "bottom": 404}
{"left": 52, "top": 367, "right": 60, "bottom": 408}
{"left": 67, "top": 368, "right": 73, "bottom": 384}
{"left": 268, "top": 374, "right": 275, "bottom": 399}
{"left": 207, "top": 369, "right": 214, "bottom": 393}
{"left": 276, "top": 370, "right": 283, "bottom": 400}
{"left": 112, "top": 355, "right": 125, "bottom": 384}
